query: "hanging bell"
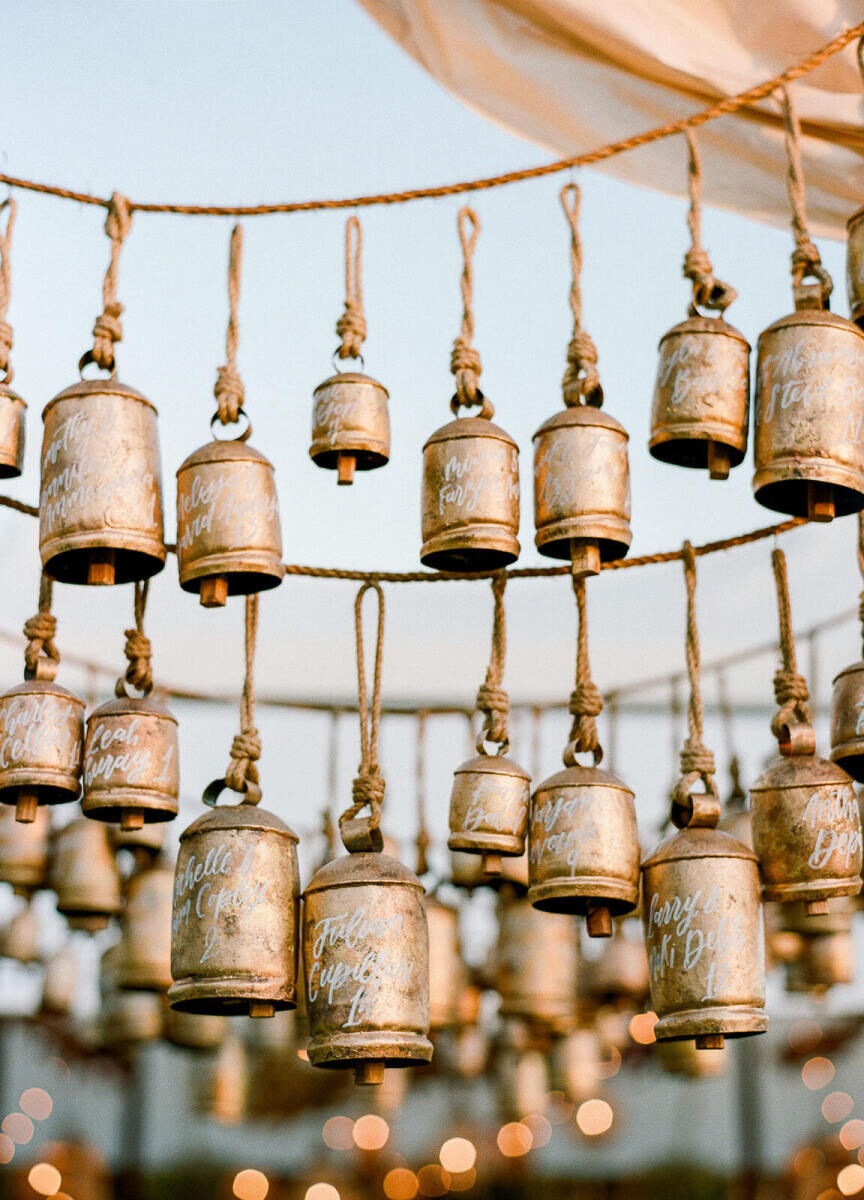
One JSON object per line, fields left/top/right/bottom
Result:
{"left": 496, "top": 893, "right": 579, "bottom": 1034}
{"left": 449, "top": 846, "right": 529, "bottom": 891}
{"left": 426, "top": 894, "right": 466, "bottom": 1032}
{"left": 303, "top": 850, "right": 433, "bottom": 1084}
{"left": 310, "top": 372, "right": 390, "bottom": 484}
{"left": 830, "top": 660, "right": 864, "bottom": 781}
{"left": 496, "top": 1041, "right": 549, "bottom": 1121}
{"left": 40, "top": 375, "right": 165, "bottom": 584}
{"left": 201, "top": 1032, "right": 248, "bottom": 1124}
{"left": 116, "top": 862, "right": 174, "bottom": 992}
{"left": 0, "top": 678, "right": 84, "bottom": 823}
{"left": 51, "top": 818, "right": 122, "bottom": 933}
{"left": 447, "top": 753, "right": 530, "bottom": 875}
{"left": 641, "top": 824, "right": 767, "bottom": 1046}
{"left": 0, "top": 382, "right": 25, "bottom": 478}
{"left": 99, "top": 944, "right": 163, "bottom": 1048}
{"left": 82, "top": 694, "right": 179, "bottom": 830}
{"left": 587, "top": 921, "right": 650, "bottom": 1008}
{"left": 0, "top": 803, "right": 50, "bottom": 894}
{"left": 649, "top": 316, "right": 750, "bottom": 479}
{"left": 41, "top": 944, "right": 78, "bottom": 1016}
{"left": 162, "top": 1002, "right": 226, "bottom": 1051}
{"left": 847, "top": 204, "right": 864, "bottom": 329}
{"left": 111, "top": 818, "right": 166, "bottom": 858}
{"left": 656, "top": 1036, "right": 729, "bottom": 1078}
{"left": 0, "top": 901, "right": 40, "bottom": 964}
{"left": 549, "top": 1026, "right": 604, "bottom": 1103}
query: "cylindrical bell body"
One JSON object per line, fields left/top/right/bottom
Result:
{"left": 310, "top": 372, "right": 390, "bottom": 473}
{"left": 176, "top": 440, "right": 284, "bottom": 598}
{"left": 117, "top": 864, "right": 174, "bottom": 991}
{"left": 0, "top": 803, "right": 50, "bottom": 893}
{"left": 497, "top": 1044, "right": 548, "bottom": 1120}
{"left": 750, "top": 754, "right": 863, "bottom": 904}
{"left": 496, "top": 896, "right": 579, "bottom": 1033}
{"left": 528, "top": 764, "right": 640, "bottom": 917}
{"left": 532, "top": 406, "right": 631, "bottom": 562}
{"left": 641, "top": 827, "right": 767, "bottom": 1042}
{"left": 718, "top": 801, "right": 753, "bottom": 849}
{"left": 776, "top": 894, "right": 857, "bottom": 936}
{"left": 830, "top": 660, "right": 864, "bottom": 781}
{"left": 656, "top": 1036, "right": 729, "bottom": 1078}
{"left": 449, "top": 847, "right": 529, "bottom": 891}
{"left": 101, "top": 974, "right": 164, "bottom": 1048}
{"left": 202, "top": 1033, "right": 248, "bottom": 1124}
{"left": 549, "top": 1027, "right": 603, "bottom": 1103}
{"left": 797, "top": 929, "right": 855, "bottom": 991}
{"left": 447, "top": 754, "right": 530, "bottom": 858}
{"left": 82, "top": 695, "right": 179, "bottom": 825}
{"left": 170, "top": 803, "right": 299, "bottom": 1014}
{"left": 51, "top": 818, "right": 122, "bottom": 932}
{"left": 302, "top": 852, "right": 433, "bottom": 1074}
{"left": 41, "top": 944, "right": 78, "bottom": 1015}
{"left": 111, "top": 819, "right": 166, "bottom": 857}
{"left": 649, "top": 316, "right": 750, "bottom": 474}
{"left": 588, "top": 925, "right": 650, "bottom": 1006}
{"left": 847, "top": 205, "right": 864, "bottom": 328}
{"left": 426, "top": 896, "right": 465, "bottom": 1031}
{"left": 40, "top": 377, "right": 165, "bottom": 583}
{"left": 0, "top": 383, "right": 26, "bottom": 478}
{"left": 421, "top": 417, "right": 520, "bottom": 571}
{"left": 752, "top": 310, "right": 864, "bottom": 517}
{"left": 162, "top": 1003, "right": 226, "bottom": 1051}
{"left": 1, "top": 903, "right": 39, "bottom": 963}
{"left": 0, "top": 680, "right": 84, "bottom": 818}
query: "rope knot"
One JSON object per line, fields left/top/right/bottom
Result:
{"left": 569, "top": 682, "right": 603, "bottom": 719}
{"left": 23, "top": 611, "right": 58, "bottom": 675}
{"left": 104, "top": 193, "right": 133, "bottom": 246}
{"left": 335, "top": 304, "right": 367, "bottom": 360}
{"left": 91, "top": 302, "right": 124, "bottom": 371}
{"left": 773, "top": 668, "right": 809, "bottom": 708}
{"left": 563, "top": 330, "right": 601, "bottom": 404}
{"left": 351, "top": 771, "right": 385, "bottom": 815}
{"left": 116, "top": 627, "right": 152, "bottom": 697}
{"left": 214, "top": 362, "right": 245, "bottom": 425}
{"left": 225, "top": 728, "right": 262, "bottom": 795}
{"left": 476, "top": 683, "right": 510, "bottom": 746}
{"left": 451, "top": 337, "right": 483, "bottom": 405}
{"left": 0, "top": 320, "right": 12, "bottom": 376}
{"left": 679, "top": 743, "right": 716, "bottom": 778}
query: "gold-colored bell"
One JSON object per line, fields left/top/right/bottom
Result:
{"left": 99, "top": 944, "right": 163, "bottom": 1048}
{"left": 116, "top": 862, "right": 174, "bottom": 991}
{"left": 162, "top": 1001, "right": 226, "bottom": 1051}
{"left": 785, "top": 929, "right": 855, "bottom": 994}
{"left": 497, "top": 1040, "right": 549, "bottom": 1120}
{"left": 549, "top": 1026, "right": 603, "bottom": 1103}
{"left": 426, "top": 894, "right": 465, "bottom": 1032}
{"left": 51, "top": 817, "right": 123, "bottom": 933}
{"left": 41, "top": 944, "right": 78, "bottom": 1016}
{"left": 201, "top": 1032, "right": 248, "bottom": 1124}
{"left": 449, "top": 846, "right": 529, "bottom": 892}
{"left": 0, "top": 802, "right": 50, "bottom": 894}
{"left": 496, "top": 892, "right": 579, "bottom": 1034}
{"left": 831, "top": 658, "right": 864, "bottom": 781}
{"left": 0, "top": 382, "right": 25, "bottom": 479}
{"left": 111, "top": 818, "right": 166, "bottom": 858}
{"left": 1, "top": 900, "right": 40, "bottom": 963}
{"left": 0, "top": 678, "right": 84, "bottom": 824}
{"left": 448, "top": 754, "right": 530, "bottom": 871}
{"left": 656, "top": 1036, "right": 729, "bottom": 1078}
{"left": 587, "top": 921, "right": 650, "bottom": 1007}
{"left": 310, "top": 372, "right": 390, "bottom": 483}
{"left": 847, "top": 204, "right": 864, "bottom": 328}
{"left": 83, "top": 694, "right": 179, "bottom": 830}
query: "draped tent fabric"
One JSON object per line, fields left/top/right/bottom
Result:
{"left": 357, "top": 0, "right": 864, "bottom": 239}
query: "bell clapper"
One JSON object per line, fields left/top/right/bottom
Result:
{"left": 585, "top": 901, "right": 613, "bottom": 939}
{"left": 805, "top": 899, "right": 830, "bottom": 917}
{"left": 14, "top": 791, "right": 38, "bottom": 825}
{"left": 337, "top": 452, "right": 356, "bottom": 486}
{"left": 569, "top": 539, "right": 600, "bottom": 580}
{"left": 707, "top": 441, "right": 731, "bottom": 481}
{"left": 482, "top": 852, "right": 503, "bottom": 877}
{"left": 120, "top": 809, "right": 145, "bottom": 832}
{"left": 248, "top": 1000, "right": 275, "bottom": 1019}
{"left": 695, "top": 1034, "right": 725, "bottom": 1050}
{"left": 200, "top": 575, "right": 229, "bottom": 609}
{"left": 87, "top": 548, "right": 116, "bottom": 586}
{"left": 355, "top": 1060, "right": 386, "bottom": 1086}
{"left": 807, "top": 481, "right": 835, "bottom": 523}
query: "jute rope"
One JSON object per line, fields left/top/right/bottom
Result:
{"left": 0, "top": 199, "right": 16, "bottom": 384}
{"left": 335, "top": 216, "right": 367, "bottom": 361}
{"left": 215, "top": 224, "right": 246, "bottom": 425}
{"left": 781, "top": 85, "right": 832, "bottom": 306}
{"left": 560, "top": 184, "right": 602, "bottom": 408}
{"left": 23, "top": 574, "right": 58, "bottom": 680}
{"left": 771, "top": 547, "right": 811, "bottom": 742}
{"left": 415, "top": 710, "right": 430, "bottom": 875}
{"left": 450, "top": 206, "right": 490, "bottom": 416}
{"left": 115, "top": 580, "right": 153, "bottom": 698}
{"left": 475, "top": 573, "right": 510, "bottom": 752}
{"left": 716, "top": 668, "right": 745, "bottom": 803}
{"left": 339, "top": 580, "right": 386, "bottom": 849}
{"left": 683, "top": 130, "right": 737, "bottom": 316}
{"left": 319, "top": 709, "right": 340, "bottom": 866}
{"left": 225, "top": 594, "right": 262, "bottom": 800}
{"left": 672, "top": 543, "right": 717, "bottom": 811}
{"left": 563, "top": 572, "right": 604, "bottom": 766}
{"left": 90, "top": 192, "right": 133, "bottom": 373}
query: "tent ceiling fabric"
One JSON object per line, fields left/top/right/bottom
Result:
{"left": 357, "top": 0, "right": 864, "bottom": 239}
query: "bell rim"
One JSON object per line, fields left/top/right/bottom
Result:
{"left": 303, "top": 850, "right": 424, "bottom": 895}
{"left": 44, "top": 376, "right": 156, "bottom": 414}
{"left": 532, "top": 763, "right": 634, "bottom": 796}
{"left": 830, "top": 744, "right": 864, "bottom": 781}
{"left": 86, "top": 694, "right": 178, "bottom": 723}
{"left": 452, "top": 754, "right": 531, "bottom": 782}
{"left": 0, "top": 678, "right": 85, "bottom": 706}
{"left": 178, "top": 553, "right": 285, "bottom": 592}
{"left": 309, "top": 441, "right": 390, "bottom": 470}
{"left": 757, "top": 308, "right": 864, "bottom": 340}
{"left": 176, "top": 439, "right": 277, "bottom": 472}
{"left": 641, "top": 825, "right": 758, "bottom": 867}
{"left": 447, "top": 832, "right": 525, "bottom": 855}
{"left": 752, "top": 471, "right": 864, "bottom": 519}
{"left": 534, "top": 521, "right": 631, "bottom": 562}
{"left": 0, "top": 383, "right": 26, "bottom": 408}
{"left": 532, "top": 406, "right": 628, "bottom": 439}
{"left": 847, "top": 203, "right": 864, "bottom": 230}
{"left": 306, "top": 1029, "right": 434, "bottom": 1068}
{"left": 0, "top": 773, "right": 81, "bottom": 800}
{"left": 420, "top": 530, "right": 520, "bottom": 573}
{"left": 40, "top": 540, "right": 167, "bottom": 585}
{"left": 649, "top": 428, "right": 748, "bottom": 467}
{"left": 527, "top": 878, "right": 638, "bottom": 913}
{"left": 167, "top": 977, "right": 297, "bottom": 1015}
{"left": 423, "top": 416, "right": 519, "bottom": 451}
{"left": 657, "top": 314, "right": 750, "bottom": 347}
{"left": 179, "top": 803, "right": 299, "bottom": 842}
{"left": 760, "top": 877, "right": 863, "bottom": 903}
{"left": 81, "top": 793, "right": 179, "bottom": 819}
{"left": 749, "top": 751, "right": 855, "bottom": 791}
{"left": 313, "top": 371, "right": 389, "bottom": 396}
{"left": 652, "top": 1006, "right": 767, "bottom": 1042}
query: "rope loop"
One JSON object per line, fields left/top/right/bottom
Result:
{"left": 90, "top": 192, "right": 132, "bottom": 373}
{"left": 559, "top": 183, "right": 603, "bottom": 407}
{"left": 214, "top": 224, "right": 247, "bottom": 426}
{"left": 222, "top": 593, "right": 262, "bottom": 804}
{"left": 475, "top": 572, "right": 511, "bottom": 752}
{"left": 115, "top": 580, "right": 153, "bottom": 698}
{"left": 562, "top": 571, "right": 604, "bottom": 764}
{"left": 770, "top": 547, "right": 813, "bottom": 750}
{"left": 0, "top": 199, "right": 16, "bottom": 383}
{"left": 23, "top": 574, "right": 59, "bottom": 682}
{"left": 340, "top": 580, "right": 387, "bottom": 851}
{"left": 335, "top": 215, "right": 367, "bottom": 361}
{"left": 781, "top": 85, "right": 833, "bottom": 309}
{"left": 682, "top": 130, "right": 737, "bottom": 316}
{"left": 450, "top": 206, "right": 493, "bottom": 417}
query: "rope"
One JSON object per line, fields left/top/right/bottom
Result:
{"left": 563, "top": 572, "right": 604, "bottom": 765}
{"left": 319, "top": 710, "right": 340, "bottom": 866}
{"left": 682, "top": 130, "right": 737, "bottom": 316}
{"left": 449, "top": 206, "right": 489, "bottom": 415}
{"left": 90, "top": 192, "right": 133, "bottom": 373}
{"left": 771, "top": 547, "right": 811, "bottom": 743}
{"left": 214, "top": 224, "right": 246, "bottom": 425}
{"left": 0, "top": 199, "right": 16, "bottom": 384}
{"left": 781, "top": 85, "right": 833, "bottom": 307}
{"left": 339, "top": 580, "right": 386, "bottom": 848}
{"left": 560, "top": 183, "right": 602, "bottom": 408}
{"left": 672, "top": 542, "right": 717, "bottom": 817}
{"left": 414, "top": 710, "right": 430, "bottom": 875}
{"left": 475, "top": 573, "right": 510, "bottom": 751}
{"left": 0, "top": 26, "right": 859, "bottom": 216}
{"left": 224, "top": 594, "right": 262, "bottom": 800}
{"left": 335, "top": 216, "right": 367, "bottom": 361}
{"left": 23, "top": 574, "right": 58, "bottom": 679}
{"left": 115, "top": 580, "right": 153, "bottom": 698}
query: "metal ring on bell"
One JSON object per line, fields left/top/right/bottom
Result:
{"left": 847, "top": 205, "right": 864, "bottom": 329}
{"left": 0, "top": 382, "right": 26, "bottom": 478}
{"left": 0, "top": 679, "right": 84, "bottom": 824}
{"left": 310, "top": 371, "right": 390, "bottom": 485}
{"left": 830, "top": 660, "right": 864, "bottom": 781}
{"left": 82, "top": 694, "right": 179, "bottom": 830}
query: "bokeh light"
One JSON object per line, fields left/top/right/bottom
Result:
{"left": 576, "top": 1099, "right": 614, "bottom": 1137}
{"left": 794, "top": 1147, "right": 826, "bottom": 1177}
{"left": 353, "top": 1114, "right": 389, "bottom": 1151}
{"left": 448, "top": 1169, "right": 477, "bottom": 1193}
{"left": 305, "top": 1186, "right": 339, "bottom": 1200}
{"left": 416, "top": 1164, "right": 450, "bottom": 1196}
{"left": 789, "top": 1020, "right": 822, "bottom": 1054}
{"left": 522, "top": 1114, "right": 552, "bottom": 1149}
{"left": 296, "top": 1048, "right": 310, "bottom": 1062}
{"left": 842, "top": 1121, "right": 864, "bottom": 1151}
{"left": 628, "top": 1012, "right": 657, "bottom": 1045}
{"left": 28, "top": 1163, "right": 62, "bottom": 1196}
{"left": 233, "top": 1168, "right": 269, "bottom": 1200}
{"left": 497, "top": 1122, "right": 532, "bottom": 1157}
{"left": 598, "top": 1045, "right": 622, "bottom": 1079}
{"left": 322, "top": 1116, "right": 354, "bottom": 1151}
{"left": 20, "top": 1089, "right": 53, "bottom": 1121}
{"left": 802, "top": 1057, "right": 836, "bottom": 1090}
{"left": 546, "top": 1091, "right": 574, "bottom": 1125}
{"left": 823, "top": 1093, "right": 855, "bottom": 1124}
{"left": 0, "top": 1135, "right": 13, "bottom": 1165}
{"left": 837, "top": 1163, "right": 864, "bottom": 1196}
{"left": 439, "top": 1137, "right": 476, "bottom": 1174}
{"left": 383, "top": 1167, "right": 419, "bottom": 1200}
{"left": 1, "top": 1113, "right": 33, "bottom": 1144}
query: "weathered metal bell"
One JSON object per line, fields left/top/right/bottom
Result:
{"left": 116, "top": 863, "right": 174, "bottom": 992}
{"left": 0, "top": 382, "right": 25, "bottom": 478}
{"left": 642, "top": 826, "right": 767, "bottom": 1046}
{"left": 528, "top": 762, "right": 640, "bottom": 937}
{"left": 176, "top": 434, "right": 284, "bottom": 607}
{"left": 549, "top": 1026, "right": 603, "bottom": 1103}
{"left": 0, "top": 679, "right": 84, "bottom": 823}
{"left": 750, "top": 753, "right": 863, "bottom": 909}
{"left": 449, "top": 846, "right": 529, "bottom": 891}
{"left": 202, "top": 1032, "right": 248, "bottom": 1124}
{"left": 310, "top": 372, "right": 390, "bottom": 484}
{"left": 426, "top": 894, "right": 465, "bottom": 1032}
{"left": 649, "top": 316, "right": 750, "bottom": 479}
{"left": 780, "top": 897, "right": 857, "bottom": 993}
{"left": 847, "top": 204, "right": 864, "bottom": 329}
{"left": 656, "top": 1036, "right": 729, "bottom": 1078}
{"left": 447, "top": 753, "right": 530, "bottom": 874}
{"left": 532, "top": 406, "right": 631, "bottom": 575}
{"left": 170, "top": 800, "right": 299, "bottom": 1016}
{"left": 497, "top": 1041, "right": 549, "bottom": 1120}
{"left": 110, "top": 818, "right": 166, "bottom": 857}
{"left": 587, "top": 922, "right": 650, "bottom": 1007}
{"left": 162, "top": 1002, "right": 226, "bottom": 1051}
{"left": 41, "top": 944, "right": 78, "bottom": 1016}
{"left": 82, "top": 694, "right": 179, "bottom": 830}
{"left": 40, "top": 375, "right": 165, "bottom": 584}
{"left": 830, "top": 660, "right": 864, "bottom": 781}
{"left": 1, "top": 901, "right": 39, "bottom": 963}
{"left": 753, "top": 309, "right": 864, "bottom": 520}
{"left": 496, "top": 894, "right": 579, "bottom": 1033}
{"left": 51, "top": 817, "right": 122, "bottom": 933}
{"left": 99, "top": 944, "right": 163, "bottom": 1048}
{"left": 0, "top": 802, "right": 50, "bottom": 894}
{"left": 303, "top": 851, "right": 433, "bottom": 1083}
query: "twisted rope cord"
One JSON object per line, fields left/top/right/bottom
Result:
{"left": 214, "top": 224, "right": 246, "bottom": 425}
{"left": 450, "top": 206, "right": 490, "bottom": 415}
{"left": 335, "top": 215, "right": 367, "bottom": 361}
{"left": 115, "top": 580, "right": 153, "bottom": 698}
{"left": 320, "top": 709, "right": 340, "bottom": 865}
{"left": 23, "top": 573, "right": 58, "bottom": 678}
{"left": 771, "top": 547, "right": 811, "bottom": 743}
{"left": 225, "top": 594, "right": 262, "bottom": 799}
{"left": 563, "top": 572, "right": 604, "bottom": 765}
{"left": 781, "top": 85, "right": 833, "bottom": 305}
{"left": 672, "top": 542, "right": 717, "bottom": 814}
{"left": 0, "top": 199, "right": 17, "bottom": 383}
{"left": 683, "top": 130, "right": 737, "bottom": 316}
{"left": 560, "top": 183, "right": 602, "bottom": 408}
{"left": 476, "top": 573, "right": 510, "bottom": 751}
{"left": 340, "top": 580, "right": 386, "bottom": 843}
{"left": 415, "top": 710, "right": 430, "bottom": 875}
{"left": 90, "top": 192, "right": 132, "bottom": 373}
{"left": 715, "top": 667, "right": 744, "bottom": 803}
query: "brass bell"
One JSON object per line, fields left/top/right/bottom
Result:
{"left": 51, "top": 817, "right": 123, "bottom": 933}
{"left": 549, "top": 1026, "right": 603, "bottom": 1103}
{"left": 310, "top": 372, "right": 390, "bottom": 485}
{"left": 780, "top": 897, "right": 856, "bottom": 993}
{"left": 83, "top": 694, "right": 179, "bottom": 830}
{"left": 656, "top": 1036, "right": 729, "bottom": 1078}
{"left": 0, "top": 678, "right": 84, "bottom": 823}
{"left": 497, "top": 1041, "right": 549, "bottom": 1120}
{"left": 201, "top": 1032, "right": 248, "bottom": 1124}
{"left": 449, "top": 846, "right": 529, "bottom": 892}
{"left": 41, "top": 944, "right": 78, "bottom": 1016}
{"left": 303, "top": 850, "right": 434, "bottom": 1083}
{"left": 831, "top": 660, "right": 864, "bottom": 781}
{"left": 448, "top": 755, "right": 530, "bottom": 874}
{"left": 0, "top": 382, "right": 25, "bottom": 478}
{"left": 116, "top": 862, "right": 174, "bottom": 992}
{"left": 170, "top": 795, "right": 299, "bottom": 1016}
{"left": 40, "top": 375, "right": 165, "bottom": 584}
{"left": 426, "top": 894, "right": 466, "bottom": 1032}
{"left": 642, "top": 825, "right": 767, "bottom": 1046}
{"left": 587, "top": 921, "right": 650, "bottom": 1008}
{"left": 162, "top": 1002, "right": 226, "bottom": 1051}
{"left": 496, "top": 892, "right": 579, "bottom": 1034}
{"left": 111, "top": 818, "right": 166, "bottom": 858}
{"left": 1, "top": 900, "right": 40, "bottom": 963}
{"left": 0, "top": 802, "right": 50, "bottom": 894}
{"left": 99, "top": 944, "right": 163, "bottom": 1048}
{"left": 847, "top": 204, "right": 864, "bottom": 328}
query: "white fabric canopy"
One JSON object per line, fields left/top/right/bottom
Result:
{"left": 358, "top": 0, "right": 864, "bottom": 238}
